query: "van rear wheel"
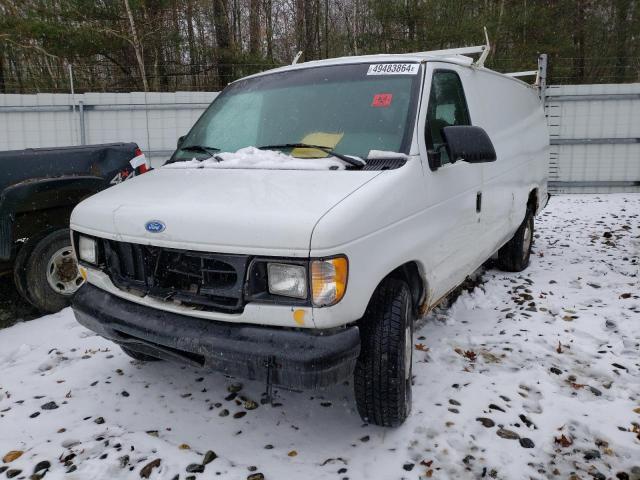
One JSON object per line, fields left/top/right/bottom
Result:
{"left": 354, "top": 278, "right": 413, "bottom": 427}
{"left": 497, "top": 208, "right": 534, "bottom": 272}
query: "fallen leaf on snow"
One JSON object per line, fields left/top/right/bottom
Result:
{"left": 463, "top": 350, "right": 477, "bottom": 362}
{"left": 554, "top": 434, "right": 573, "bottom": 448}
{"left": 139, "top": 458, "right": 161, "bottom": 478}
{"left": 2, "top": 451, "right": 23, "bottom": 463}
{"left": 480, "top": 351, "right": 501, "bottom": 363}
{"left": 415, "top": 344, "right": 429, "bottom": 352}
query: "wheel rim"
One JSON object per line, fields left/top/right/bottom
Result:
{"left": 523, "top": 220, "right": 533, "bottom": 257}
{"left": 46, "top": 246, "right": 84, "bottom": 296}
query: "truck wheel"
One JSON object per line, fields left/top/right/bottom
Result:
{"left": 354, "top": 278, "right": 413, "bottom": 427}
{"left": 24, "top": 229, "right": 85, "bottom": 313}
{"left": 497, "top": 208, "right": 534, "bottom": 272}
{"left": 120, "top": 346, "right": 161, "bottom": 362}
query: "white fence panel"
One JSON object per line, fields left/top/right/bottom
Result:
{"left": 546, "top": 83, "right": 640, "bottom": 193}
{"left": 0, "top": 92, "right": 217, "bottom": 167}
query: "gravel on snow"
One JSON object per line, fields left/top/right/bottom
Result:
{"left": 0, "top": 194, "right": 639, "bottom": 479}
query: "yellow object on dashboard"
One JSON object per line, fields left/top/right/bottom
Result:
{"left": 292, "top": 132, "right": 344, "bottom": 158}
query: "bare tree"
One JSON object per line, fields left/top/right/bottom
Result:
{"left": 250, "top": 0, "right": 261, "bottom": 56}
{"left": 123, "top": 0, "right": 149, "bottom": 91}
{"left": 213, "top": 0, "right": 233, "bottom": 86}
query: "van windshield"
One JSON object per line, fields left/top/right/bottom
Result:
{"left": 171, "top": 63, "right": 422, "bottom": 163}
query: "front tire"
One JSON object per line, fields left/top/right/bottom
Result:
{"left": 497, "top": 208, "right": 534, "bottom": 272}
{"left": 354, "top": 278, "right": 413, "bottom": 427}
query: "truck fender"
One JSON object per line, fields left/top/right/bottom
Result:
{"left": 0, "top": 175, "right": 104, "bottom": 260}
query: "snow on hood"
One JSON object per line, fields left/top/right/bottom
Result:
{"left": 162, "top": 146, "right": 347, "bottom": 170}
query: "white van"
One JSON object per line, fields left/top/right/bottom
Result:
{"left": 70, "top": 48, "right": 549, "bottom": 427}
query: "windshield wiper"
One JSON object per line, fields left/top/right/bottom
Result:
{"left": 257, "top": 143, "right": 366, "bottom": 168}
{"left": 166, "top": 144, "right": 221, "bottom": 164}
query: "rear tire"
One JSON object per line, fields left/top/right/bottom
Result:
{"left": 497, "top": 208, "right": 534, "bottom": 272}
{"left": 354, "top": 278, "right": 413, "bottom": 427}
{"left": 120, "top": 346, "right": 161, "bottom": 362}
{"left": 24, "top": 229, "right": 84, "bottom": 313}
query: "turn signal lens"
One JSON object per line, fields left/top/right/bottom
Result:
{"left": 311, "top": 256, "right": 348, "bottom": 307}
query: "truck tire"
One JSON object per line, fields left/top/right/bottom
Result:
{"left": 24, "top": 228, "right": 85, "bottom": 313}
{"left": 120, "top": 346, "right": 161, "bottom": 362}
{"left": 354, "top": 278, "right": 413, "bottom": 427}
{"left": 13, "top": 236, "right": 43, "bottom": 307}
{"left": 497, "top": 208, "right": 534, "bottom": 272}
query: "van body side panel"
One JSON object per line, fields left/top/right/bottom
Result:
{"left": 471, "top": 70, "right": 549, "bottom": 251}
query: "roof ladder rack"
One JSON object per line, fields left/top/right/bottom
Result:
{"left": 505, "top": 71, "right": 538, "bottom": 78}
{"left": 412, "top": 27, "right": 491, "bottom": 67}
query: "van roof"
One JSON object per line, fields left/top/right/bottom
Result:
{"left": 238, "top": 51, "right": 526, "bottom": 85}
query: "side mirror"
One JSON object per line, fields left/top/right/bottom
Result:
{"left": 177, "top": 135, "right": 185, "bottom": 149}
{"left": 441, "top": 126, "right": 496, "bottom": 164}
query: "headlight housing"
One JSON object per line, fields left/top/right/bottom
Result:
{"left": 78, "top": 235, "right": 98, "bottom": 264}
{"left": 244, "top": 256, "right": 349, "bottom": 306}
{"left": 267, "top": 262, "right": 308, "bottom": 299}
{"left": 311, "top": 256, "right": 348, "bottom": 307}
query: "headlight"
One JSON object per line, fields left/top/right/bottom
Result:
{"left": 267, "top": 263, "right": 307, "bottom": 299}
{"left": 78, "top": 236, "right": 97, "bottom": 264}
{"left": 311, "top": 256, "right": 348, "bottom": 307}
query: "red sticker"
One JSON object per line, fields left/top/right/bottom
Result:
{"left": 372, "top": 93, "right": 393, "bottom": 107}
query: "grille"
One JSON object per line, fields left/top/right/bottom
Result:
{"left": 101, "top": 239, "right": 248, "bottom": 313}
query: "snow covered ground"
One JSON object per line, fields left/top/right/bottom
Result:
{"left": 1, "top": 194, "right": 639, "bottom": 480}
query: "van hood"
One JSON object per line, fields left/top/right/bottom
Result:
{"left": 71, "top": 167, "right": 381, "bottom": 256}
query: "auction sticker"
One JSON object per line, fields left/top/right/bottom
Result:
{"left": 367, "top": 63, "right": 419, "bottom": 75}
{"left": 372, "top": 93, "right": 393, "bottom": 107}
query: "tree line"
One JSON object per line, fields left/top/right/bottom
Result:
{"left": 0, "top": 0, "right": 638, "bottom": 93}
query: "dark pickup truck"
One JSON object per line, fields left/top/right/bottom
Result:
{"left": 0, "top": 143, "right": 146, "bottom": 313}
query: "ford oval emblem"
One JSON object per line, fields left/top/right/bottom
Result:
{"left": 145, "top": 220, "right": 166, "bottom": 233}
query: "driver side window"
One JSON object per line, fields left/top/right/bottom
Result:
{"left": 425, "top": 70, "right": 471, "bottom": 168}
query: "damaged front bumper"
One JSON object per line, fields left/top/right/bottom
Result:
{"left": 72, "top": 284, "right": 360, "bottom": 389}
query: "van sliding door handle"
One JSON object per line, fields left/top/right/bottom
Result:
{"left": 476, "top": 191, "right": 482, "bottom": 213}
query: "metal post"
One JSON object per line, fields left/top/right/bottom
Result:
{"left": 78, "top": 101, "right": 86, "bottom": 145}
{"left": 68, "top": 64, "right": 77, "bottom": 145}
{"left": 537, "top": 53, "right": 548, "bottom": 107}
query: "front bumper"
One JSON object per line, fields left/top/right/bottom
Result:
{"left": 72, "top": 284, "right": 361, "bottom": 389}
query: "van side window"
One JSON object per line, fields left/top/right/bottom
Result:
{"left": 425, "top": 70, "right": 471, "bottom": 167}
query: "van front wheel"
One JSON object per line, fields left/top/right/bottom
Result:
{"left": 498, "top": 208, "right": 534, "bottom": 272}
{"left": 354, "top": 278, "right": 413, "bottom": 427}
